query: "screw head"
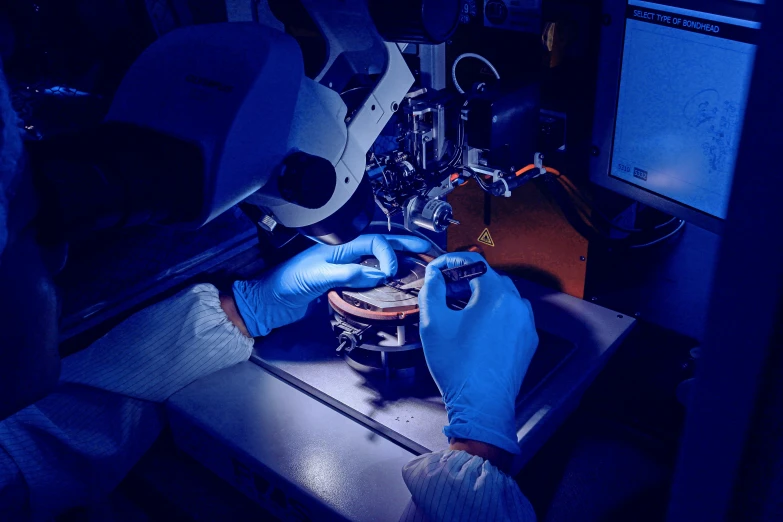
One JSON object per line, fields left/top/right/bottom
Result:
{"left": 591, "top": 146, "right": 600, "bottom": 157}
{"left": 579, "top": 256, "right": 586, "bottom": 262}
{"left": 602, "top": 13, "right": 612, "bottom": 26}
{"left": 492, "top": 116, "right": 498, "bottom": 123}
{"left": 590, "top": 297, "right": 598, "bottom": 302}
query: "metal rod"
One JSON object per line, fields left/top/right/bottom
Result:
{"left": 381, "top": 351, "right": 391, "bottom": 381}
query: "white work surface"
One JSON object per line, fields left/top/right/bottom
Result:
{"left": 167, "top": 278, "right": 635, "bottom": 521}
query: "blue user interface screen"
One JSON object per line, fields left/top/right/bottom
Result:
{"left": 611, "top": 1, "right": 761, "bottom": 219}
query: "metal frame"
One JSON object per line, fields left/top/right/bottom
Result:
{"left": 60, "top": 230, "right": 259, "bottom": 341}
{"left": 666, "top": 1, "right": 783, "bottom": 519}
{"left": 419, "top": 43, "right": 447, "bottom": 91}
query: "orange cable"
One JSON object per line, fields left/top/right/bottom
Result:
{"left": 515, "top": 164, "right": 536, "bottom": 177}
{"left": 450, "top": 172, "right": 470, "bottom": 187}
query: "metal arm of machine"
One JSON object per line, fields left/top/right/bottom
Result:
{"left": 29, "top": 0, "right": 539, "bottom": 247}
{"left": 367, "top": 78, "right": 542, "bottom": 234}
{"left": 31, "top": 2, "right": 413, "bottom": 246}
{"left": 247, "top": 0, "right": 415, "bottom": 243}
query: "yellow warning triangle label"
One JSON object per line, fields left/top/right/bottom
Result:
{"left": 477, "top": 228, "right": 495, "bottom": 247}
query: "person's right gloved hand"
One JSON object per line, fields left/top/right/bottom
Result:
{"left": 418, "top": 252, "right": 539, "bottom": 455}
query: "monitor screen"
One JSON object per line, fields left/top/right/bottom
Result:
{"left": 609, "top": 1, "right": 761, "bottom": 220}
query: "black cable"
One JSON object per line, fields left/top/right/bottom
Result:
{"left": 555, "top": 177, "right": 648, "bottom": 233}
{"left": 439, "top": 99, "right": 470, "bottom": 175}
{"left": 451, "top": 119, "right": 465, "bottom": 167}
{"left": 543, "top": 176, "right": 609, "bottom": 243}
{"left": 439, "top": 118, "right": 464, "bottom": 175}
{"left": 652, "top": 216, "right": 679, "bottom": 230}
{"left": 553, "top": 170, "right": 677, "bottom": 234}
{"left": 474, "top": 176, "right": 491, "bottom": 193}
{"left": 553, "top": 174, "right": 677, "bottom": 234}
{"left": 461, "top": 166, "right": 493, "bottom": 194}
{"left": 543, "top": 176, "right": 686, "bottom": 249}
{"left": 629, "top": 220, "right": 686, "bottom": 249}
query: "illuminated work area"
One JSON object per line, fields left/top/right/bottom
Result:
{"left": 0, "top": 0, "right": 780, "bottom": 520}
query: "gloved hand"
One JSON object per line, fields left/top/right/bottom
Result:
{"left": 233, "top": 234, "right": 431, "bottom": 337}
{"left": 418, "top": 252, "right": 539, "bottom": 455}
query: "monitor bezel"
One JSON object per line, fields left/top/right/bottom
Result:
{"left": 587, "top": 0, "right": 759, "bottom": 235}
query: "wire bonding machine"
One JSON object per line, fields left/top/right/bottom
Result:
{"left": 3, "top": 0, "right": 769, "bottom": 519}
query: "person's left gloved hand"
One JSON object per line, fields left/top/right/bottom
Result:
{"left": 233, "top": 234, "right": 431, "bottom": 337}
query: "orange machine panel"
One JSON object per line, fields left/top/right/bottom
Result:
{"left": 447, "top": 180, "right": 588, "bottom": 298}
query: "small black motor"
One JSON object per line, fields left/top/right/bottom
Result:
{"left": 369, "top": 0, "right": 461, "bottom": 44}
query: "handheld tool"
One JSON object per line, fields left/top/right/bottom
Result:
{"left": 383, "top": 260, "right": 487, "bottom": 296}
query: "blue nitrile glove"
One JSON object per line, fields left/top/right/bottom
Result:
{"left": 418, "top": 252, "right": 539, "bottom": 455}
{"left": 233, "top": 234, "right": 431, "bottom": 337}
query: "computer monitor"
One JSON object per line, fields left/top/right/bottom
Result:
{"left": 590, "top": 0, "right": 764, "bottom": 233}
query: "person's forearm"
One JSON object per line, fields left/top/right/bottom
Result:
{"left": 220, "top": 293, "right": 251, "bottom": 338}
{"left": 63, "top": 284, "right": 255, "bottom": 402}
{"left": 0, "top": 387, "right": 166, "bottom": 519}
{"left": 450, "top": 438, "right": 513, "bottom": 473}
{"left": 401, "top": 449, "right": 537, "bottom": 521}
